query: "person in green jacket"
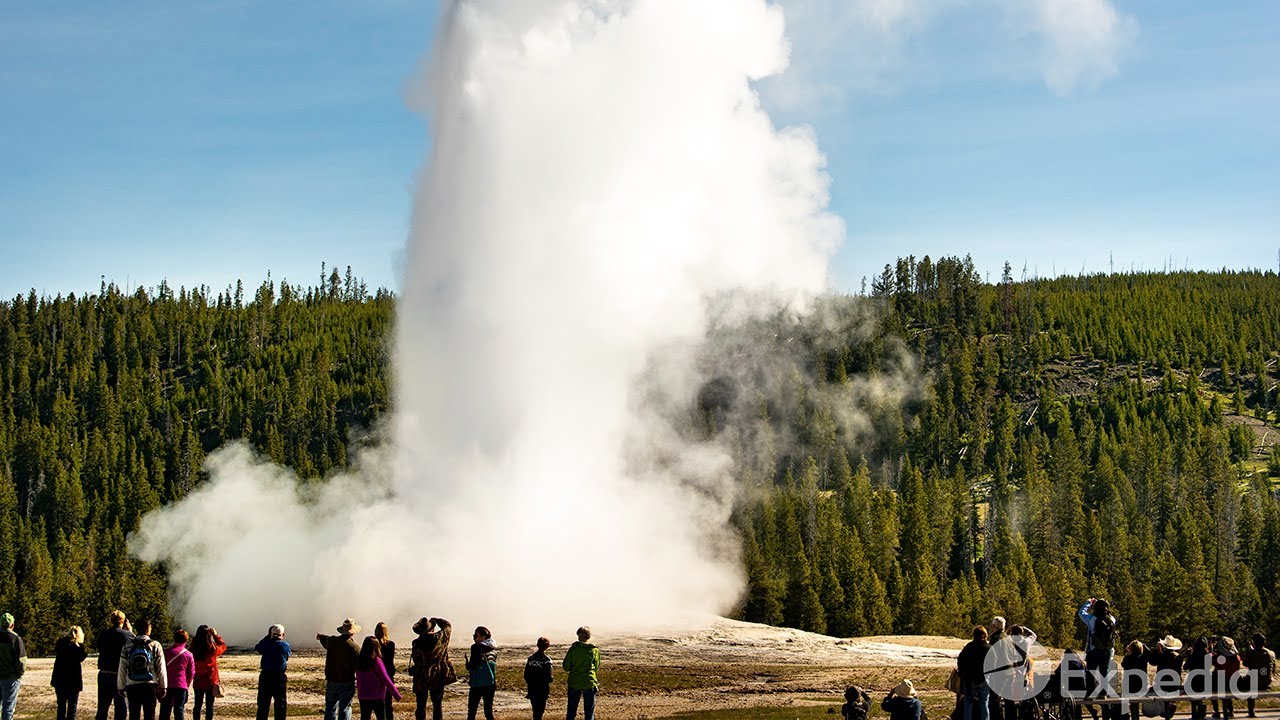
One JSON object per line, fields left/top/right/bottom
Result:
{"left": 562, "top": 627, "right": 599, "bottom": 720}
{"left": 0, "top": 613, "right": 27, "bottom": 720}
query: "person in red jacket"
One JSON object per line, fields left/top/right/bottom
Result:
{"left": 189, "top": 627, "right": 226, "bottom": 720}
{"left": 1213, "top": 637, "right": 1242, "bottom": 720}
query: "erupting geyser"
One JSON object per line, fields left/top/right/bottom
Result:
{"left": 132, "top": 0, "right": 843, "bottom": 642}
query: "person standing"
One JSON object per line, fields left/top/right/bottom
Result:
{"left": 958, "top": 626, "right": 991, "bottom": 720}
{"left": 1120, "top": 641, "right": 1149, "bottom": 720}
{"left": 161, "top": 630, "right": 193, "bottom": 720}
{"left": 190, "top": 626, "right": 226, "bottom": 720}
{"left": 1187, "top": 637, "right": 1212, "bottom": 720}
{"left": 881, "top": 680, "right": 924, "bottom": 720}
{"left": 408, "top": 618, "right": 453, "bottom": 720}
{"left": 1079, "top": 599, "right": 1119, "bottom": 720}
{"left": 255, "top": 625, "right": 290, "bottom": 720}
{"left": 563, "top": 627, "right": 600, "bottom": 720}
{"left": 116, "top": 619, "right": 167, "bottom": 720}
{"left": 1151, "top": 636, "right": 1184, "bottom": 720}
{"left": 374, "top": 623, "right": 396, "bottom": 720}
{"left": 1213, "top": 637, "right": 1242, "bottom": 720}
{"left": 464, "top": 627, "right": 497, "bottom": 720}
{"left": 356, "top": 636, "right": 401, "bottom": 720}
{"left": 524, "top": 637, "right": 553, "bottom": 720}
{"left": 318, "top": 619, "right": 362, "bottom": 720}
{"left": 0, "top": 614, "right": 25, "bottom": 720}
{"left": 842, "top": 686, "right": 872, "bottom": 720}
{"left": 1242, "top": 634, "right": 1275, "bottom": 718}
{"left": 52, "top": 626, "right": 89, "bottom": 720}
{"left": 97, "top": 612, "right": 134, "bottom": 720}
{"left": 988, "top": 618, "right": 1007, "bottom": 720}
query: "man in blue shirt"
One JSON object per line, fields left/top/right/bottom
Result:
{"left": 255, "top": 625, "right": 291, "bottom": 720}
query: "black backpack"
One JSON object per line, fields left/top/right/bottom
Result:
{"left": 126, "top": 639, "right": 155, "bottom": 683}
{"left": 1092, "top": 616, "right": 1116, "bottom": 650}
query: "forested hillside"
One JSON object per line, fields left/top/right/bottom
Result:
{"left": 0, "top": 269, "right": 392, "bottom": 651}
{"left": 2, "top": 260, "right": 1278, "bottom": 653}
{"left": 737, "top": 259, "right": 1280, "bottom": 650}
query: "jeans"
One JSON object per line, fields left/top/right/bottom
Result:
{"left": 325, "top": 682, "right": 356, "bottom": 720}
{"left": 963, "top": 682, "right": 990, "bottom": 720}
{"left": 256, "top": 671, "right": 287, "bottom": 720}
{"left": 126, "top": 684, "right": 158, "bottom": 720}
{"left": 98, "top": 673, "right": 126, "bottom": 720}
{"left": 161, "top": 688, "right": 188, "bottom": 720}
{"left": 57, "top": 688, "right": 81, "bottom": 720}
{"left": 467, "top": 686, "right": 495, "bottom": 720}
{"left": 414, "top": 686, "right": 444, "bottom": 720}
{"left": 0, "top": 678, "right": 19, "bottom": 720}
{"left": 529, "top": 690, "right": 549, "bottom": 720}
{"left": 567, "top": 687, "right": 597, "bottom": 720}
{"left": 192, "top": 690, "right": 215, "bottom": 720}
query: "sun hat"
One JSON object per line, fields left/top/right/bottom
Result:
{"left": 337, "top": 618, "right": 361, "bottom": 635}
{"left": 412, "top": 617, "right": 431, "bottom": 635}
{"left": 1158, "top": 635, "right": 1183, "bottom": 651}
{"left": 893, "top": 679, "right": 917, "bottom": 698}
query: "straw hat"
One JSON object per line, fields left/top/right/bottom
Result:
{"left": 1158, "top": 635, "right": 1183, "bottom": 651}
{"left": 337, "top": 618, "right": 361, "bottom": 635}
{"left": 893, "top": 680, "right": 918, "bottom": 698}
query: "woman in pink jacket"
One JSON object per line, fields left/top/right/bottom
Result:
{"left": 355, "top": 636, "right": 402, "bottom": 720}
{"left": 162, "top": 629, "right": 195, "bottom": 720}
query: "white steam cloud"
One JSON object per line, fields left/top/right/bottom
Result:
{"left": 761, "top": 0, "right": 1135, "bottom": 111}
{"left": 132, "top": 0, "right": 844, "bottom": 643}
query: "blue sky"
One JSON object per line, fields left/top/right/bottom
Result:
{"left": 2, "top": 0, "right": 1277, "bottom": 299}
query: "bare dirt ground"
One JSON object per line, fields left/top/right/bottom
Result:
{"left": 14, "top": 619, "right": 967, "bottom": 720}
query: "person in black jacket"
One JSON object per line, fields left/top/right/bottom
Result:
{"left": 1150, "top": 636, "right": 1184, "bottom": 720}
{"left": 52, "top": 626, "right": 89, "bottom": 720}
{"left": 96, "top": 611, "right": 134, "bottom": 720}
{"left": 523, "top": 637, "right": 553, "bottom": 720}
{"left": 842, "top": 686, "right": 871, "bottom": 720}
{"left": 958, "top": 626, "right": 992, "bottom": 720}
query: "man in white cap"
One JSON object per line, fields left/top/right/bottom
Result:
{"left": 256, "top": 624, "right": 291, "bottom": 720}
{"left": 317, "top": 619, "right": 361, "bottom": 720}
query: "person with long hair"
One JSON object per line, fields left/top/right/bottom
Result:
{"left": 355, "top": 636, "right": 401, "bottom": 720}
{"left": 374, "top": 623, "right": 396, "bottom": 720}
{"left": 52, "top": 626, "right": 88, "bottom": 720}
{"left": 464, "top": 627, "right": 497, "bottom": 720}
{"left": 1187, "top": 637, "right": 1212, "bottom": 720}
{"left": 408, "top": 618, "right": 454, "bottom": 720}
{"left": 189, "top": 626, "right": 226, "bottom": 720}
{"left": 161, "top": 630, "right": 193, "bottom": 720}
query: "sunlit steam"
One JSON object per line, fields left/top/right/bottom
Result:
{"left": 133, "top": 0, "right": 842, "bottom": 642}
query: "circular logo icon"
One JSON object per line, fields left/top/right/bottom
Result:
{"left": 984, "top": 636, "right": 1052, "bottom": 702}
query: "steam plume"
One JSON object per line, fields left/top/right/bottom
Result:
{"left": 133, "top": 0, "right": 843, "bottom": 642}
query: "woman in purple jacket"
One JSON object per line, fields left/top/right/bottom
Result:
{"left": 162, "top": 629, "right": 195, "bottom": 720}
{"left": 356, "top": 636, "right": 402, "bottom": 720}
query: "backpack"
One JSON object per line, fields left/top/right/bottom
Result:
{"left": 127, "top": 639, "right": 155, "bottom": 683}
{"left": 469, "top": 659, "right": 496, "bottom": 687}
{"left": 1092, "top": 616, "right": 1115, "bottom": 650}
